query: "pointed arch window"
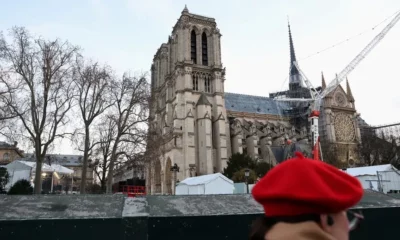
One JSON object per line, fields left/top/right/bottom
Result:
{"left": 204, "top": 75, "right": 211, "bottom": 93}
{"left": 192, "top": 74, "right": 198, "bottom": 91}
{"left": 202, "top": 32, "right": 208, "bottom": 66}
{"left": 191, "top": 30, "right": 197, "bottom": 64}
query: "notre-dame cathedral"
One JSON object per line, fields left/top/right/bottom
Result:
{"left": 146, "top": 6, "right": 362, "bottom": 194}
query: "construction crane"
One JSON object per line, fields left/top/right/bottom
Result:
{"left": 275, "top": 10, "right": 400, "bottom": 160}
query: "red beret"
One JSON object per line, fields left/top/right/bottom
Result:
{"left": 252, "top": 152, "right": 363, "bottom": 217}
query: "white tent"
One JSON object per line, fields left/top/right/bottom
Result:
{"left": 176, "top": 173, "right": 234, "bottom": 195}
{"left": 5, "top": 160, "right": 74, "bottom": 191}
{"left": 344, "top": 164, "right": 400, "bottom": 193}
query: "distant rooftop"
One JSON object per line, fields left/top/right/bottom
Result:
{"left": 20, "top": 153, "right": 83, "bottom": 167}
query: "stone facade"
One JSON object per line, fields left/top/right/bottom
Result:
{"left": 0, "top": 142, "right": 24, "bottom": 166}
{"left": 147, "top": 7, "right": 361, "bottom": 194}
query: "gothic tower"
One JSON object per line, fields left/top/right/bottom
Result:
{"left": 319, "top": 74, "right": 361, "bottom": 168}
{"left": 148, "top": 6, "right": 228, "bottom": 194}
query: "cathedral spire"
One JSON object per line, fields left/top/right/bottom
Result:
{"left": 288, "top": 20, "right": 299, "bottom": 76}
{"left": 182, "top": 4, "right": 189, "bottom": 14}
{"left": 346, "top": 78, "right": 355, "bottom": 102}
{"left": 321, "top": 72, "right": 326, "bottom": 90}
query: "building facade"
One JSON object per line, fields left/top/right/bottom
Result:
{"left": 147, "top": 6, "right": 362, "bottom": 194}
{"left": 0, "top": 142, "right": 24, "bottom": 166}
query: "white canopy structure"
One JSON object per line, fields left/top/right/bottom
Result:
{"left": 176, "top": 173, "right": 234, "bottom": 195}
{"left": 344, "top": 164, "right": 400, "bottom": 193}
{"left": 5, "top": 160, "right": 74, "bottom": 191}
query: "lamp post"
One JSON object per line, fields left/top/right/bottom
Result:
{"left": 170, "top": 163, "right": 180, "bottom": 195}
{"left": 244, "top": 169, "right": 250, "bottom": 194}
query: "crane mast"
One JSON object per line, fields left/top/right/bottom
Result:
{"left": 275, "top": 10, "right": 400, "bottom": 160}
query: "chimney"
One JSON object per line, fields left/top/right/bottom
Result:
{"left": 14, "top": 141, "right": 18, "bottom": 147}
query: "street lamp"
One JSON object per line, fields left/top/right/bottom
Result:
{"left": 170, "top": 163, "right": 180, "bottom": 195}
{"left": 244, "top": 169, "right": 250, "bottom": 194}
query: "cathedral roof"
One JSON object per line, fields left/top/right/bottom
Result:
{"left": 196, "top": 93, "right": 212, "bottom": 106}
{"left": 224, "top": 93, "right": 290, "bottom": 116}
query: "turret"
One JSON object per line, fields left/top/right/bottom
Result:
{"left": 196, "top": 93, "right": 213, "bottom": 174}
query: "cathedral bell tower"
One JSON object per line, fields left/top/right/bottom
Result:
{"left": 148, "top": 6, "right": 229, "bottom": 194}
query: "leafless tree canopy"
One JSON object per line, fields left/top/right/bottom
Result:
{"left": 105, "top": 74, "right": 150, "bottom": 193}
{"left": 0, "top": 27, "right": 80, "bottom": 193}
{"left": 73, "top": 58, "right": 113, "bottom": 193}
{"left": 92, "top": 117, "right": 116, "bottom": 192}
{"left": 360, "top": 130, "right": 400, "bottom": 166}
{"left": 0, "top": 26, "right": 151, "bottom": 194}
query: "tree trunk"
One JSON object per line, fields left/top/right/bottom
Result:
{"left": 80, "top": 124, "right": 90, "bottom": 193}
{"left": 106, "top": 158, "right": 115, "bottom": 194}
{"left": 101, "top": 180, "right": 106, "bottom": 193}
{"left": 101, "top": 162, "right": 107, "bottom": 192}
{"left": 106, "top": 143, "right": 119, "bottom": 194}
{"left": 33, "top": 156, "right": 43, "bottom": 194}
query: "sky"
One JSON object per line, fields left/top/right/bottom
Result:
{"left": 0, "top": 0, "right": 399, "bottom": 154}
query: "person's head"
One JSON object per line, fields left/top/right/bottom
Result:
{"left": 251, "top": 152, "right": 364, "bottom": 240}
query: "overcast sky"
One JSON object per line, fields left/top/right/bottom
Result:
{"left": 1, "top": 0, "right": 399, "bottom": 154}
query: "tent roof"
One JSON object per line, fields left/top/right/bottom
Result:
{"left": 345, "top": 164, "right": 397, "bottom": 177}
{"left": 49, "top": 164, "right": 74, "bottom": 174}
{"left": 6, "top": 161, "right": 74, "bottom": 174}
{"left": 179, "top": 173, "right": 233, "bottom": 186}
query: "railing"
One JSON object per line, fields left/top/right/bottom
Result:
{"left": 120, "top": 185, "right": 146, "bottom": 197}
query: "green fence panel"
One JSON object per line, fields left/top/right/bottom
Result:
{"left": 1, "top": 190, "right": 400, "bottom": 240}
{"left": 0, "top": 218, "right": 123, "bottom": 240}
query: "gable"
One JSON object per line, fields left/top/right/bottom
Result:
{"left": 326, "top": 84, "right": 347, "bottom": 99}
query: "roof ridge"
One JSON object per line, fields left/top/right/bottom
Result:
{"left": 225, "top": 92, "right": 272, "bottom": 100}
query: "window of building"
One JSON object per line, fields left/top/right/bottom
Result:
{"left": 202, "top": 32, "right": 208, "bottom": 66}
{"left": 171, "top": 84, "right": 175, "bottom": 98}
{"left": 3, "top": 153, "right": 10, "bottom": 161}
{"left": 204, "top": 77, "right": 211, "bottom": 93}
{"left": 191, "top": 30, "right": 197, "bottom": 64}
{"left": 192, "top": 75, "right": 198, "bottom": 91}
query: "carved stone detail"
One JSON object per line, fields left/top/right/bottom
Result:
{"left": 230, "top": 120, "right": 242, "bottom": 136}
{"left": 334, "top": 113, "right": 355, "bottom": 142}
{"left": 180, "top": 16, "right": 190, "bottom": 29}
{"left": 190, "top": 18, "right": 216, "bottom": 28}
{"left": 334, "top": 91, "right": 347, "bottom": 107}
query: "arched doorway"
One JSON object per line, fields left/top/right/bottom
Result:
{"left": 165, "top": 158, "right": 172, "bottom": 195}
{"left": 155, "top": 160, "right": 161, "bottom": 193}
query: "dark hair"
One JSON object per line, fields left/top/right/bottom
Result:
{"left": 249, "top": 214, "right": 321, "bottom": 240}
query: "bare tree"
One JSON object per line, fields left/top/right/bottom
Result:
{"left": 73, "top": 59, "right": 113, "bottom": 193}
{"left": 105, "top": 74, "right": 150, "bottom": 193}
{"left": 0, "top": 27, "right": 79, "bottom": 194}
{"left": 360, "top": 130, "right": 399, "bottom": 166}
{"left": 92, "top": 117, "right": 115, "bottom": 192}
